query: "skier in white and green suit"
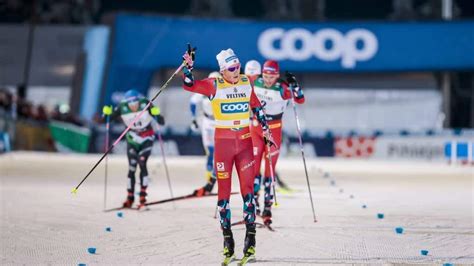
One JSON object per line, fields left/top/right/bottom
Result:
{"left": 107, "top": 89, "right": 165, "bottom": 210}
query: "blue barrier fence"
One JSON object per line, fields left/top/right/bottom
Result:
{"left": 444, "top": 142, "right": 474, "bottom": 160}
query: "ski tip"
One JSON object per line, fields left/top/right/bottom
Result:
{"left": 71, "top": 188, "right": 78, "bottom": 195}
{"left": 137, "top": 206, "right": 150, "bottom": 212}
{"left": 238, "top": 255, "right": 256, "bottom": 265}
{"left": 221, "top": 254, "right": 235, "bottom": 266}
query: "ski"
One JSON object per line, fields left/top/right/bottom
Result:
{"left": 276, "top": 186, "right": 294, "bottom": 195}
{"left": 257, "top": 214, "right": 276, "bottom": 232}
{"left": 221, "top": 254, "right": 236, "bottom": 266}
{"left": 137, "top": 205, "right": 150, "bottom": 211}
{"left": 263, "top": 223, "right": 275, "bottom": 232}
{"left": 275, "top": 173, "right": 291, "bottom": 191}
{"left": 255, "top": 222, "right": 275, "bottom": 231}
{"left": 231, "top": 220, "right": 246, "bottom": 226}
{"left": 103, "top": 206, "right": 138, "bottom": 212}
{"left": 238, "top": 253, "right": 255, "bottom": 265}
{"left": 145, "top": 192, "right": 238, "bottom": 206}
{"left": 104, "top": 192, "right": 237, "bottom": 212}
{"left": 104, "top": 206, "right": 123, "bottom": 212}
{"left": 230, "top": 220, "right": 270, "bottom": 231}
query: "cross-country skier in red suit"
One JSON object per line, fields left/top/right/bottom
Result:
{"left": 181, "top": 47, "right": 274, "bottom": 263}
{"left": 249, "top": 60, "right": 305, "bottom": 226}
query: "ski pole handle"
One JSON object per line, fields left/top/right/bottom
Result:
{"left": 102, "top": 105, "right": 112, "bottom": 116}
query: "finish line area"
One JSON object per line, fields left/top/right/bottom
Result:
{"left": 0, "top": 152, "right": 472, "bottom": 265}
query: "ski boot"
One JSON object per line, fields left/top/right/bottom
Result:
{"left": 239, "top": 224, "right": 256, "bottom": 265}
{"left": 193, "top": 178, "right": 215, "bottom": 197}
{"left": 261, "top": 209, "right": 272, "bottom": 226}
{"left": 122, "top": 192, "right": 134, "bottom": 208}
{"left": 221, "top": 228, "right": 235, "bottom": 265}
{"left": 137, "top": 189, "right": 149, "bottom": 211}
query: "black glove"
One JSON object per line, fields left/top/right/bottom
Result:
{"left": 156, "top": 115, "right": 165, "bottom": 126}
{"left": 285, "top": 71, "right": 298, "bottom": 87}
{"left": 285, "top": 71, "right": 303, "bottom": 98}
{"left": 182, "top": 44, "right": 197, "bottom": 86}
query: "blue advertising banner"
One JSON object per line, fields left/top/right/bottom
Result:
{"left": 103, "top": 14, "right": 474, "bottom": 105}
{"left": 0, "top": 132, "right": 10, "bottom": 153}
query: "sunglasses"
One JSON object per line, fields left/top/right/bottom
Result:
{"left": 227, "top": 64, "right": 240, "bottom": 72}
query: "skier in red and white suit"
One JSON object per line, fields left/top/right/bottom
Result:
{"left": 249, "top": 60, "right": 305, "bottom": 225}
{"left": 181, "top": 48, "right": 273, "bottom": 260}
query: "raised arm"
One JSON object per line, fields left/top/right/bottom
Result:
{"left": 281, "top": 81, "right": 305, "bottom": 104}
{"left": 283, "top": 72, "right": 305, "bottom": 104}
{"left": 182, "top": 46, "right": 216, "bottom": 98}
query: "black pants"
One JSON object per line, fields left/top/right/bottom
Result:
{"left": 126, "top": 140, "right": 153, "bottom": 202}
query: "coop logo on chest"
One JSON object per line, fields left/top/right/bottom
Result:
{"left": 221, "top": 102, "right": 249, "bottom": 114}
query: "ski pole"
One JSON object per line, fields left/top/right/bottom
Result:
{"left": 102, "top": 106, "right": 112, "bottom": 210}
{"left": 288, "top": 78, "right": 317, "bottom": 222}
{"left": 259, "top": 103, "right": 279, "bottom": 207}
{"left": 156, "top": 125, "right": 175, "bottom": 208}
{"left": 264, "top": 135, "right": 278, "bottom": 207}
{"left": 71, "top": 63, "right": 185, "bottom": 194}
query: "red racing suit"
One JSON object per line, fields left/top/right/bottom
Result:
{"left": 183, "top": 74, "right": 267, "bottom": 229}
{"left": 249, "top": 75, "right": 305, "bottom": 211}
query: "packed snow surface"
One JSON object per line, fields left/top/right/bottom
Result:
{"left": 1, "top": 152, "right": 472, "bottom": 265}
